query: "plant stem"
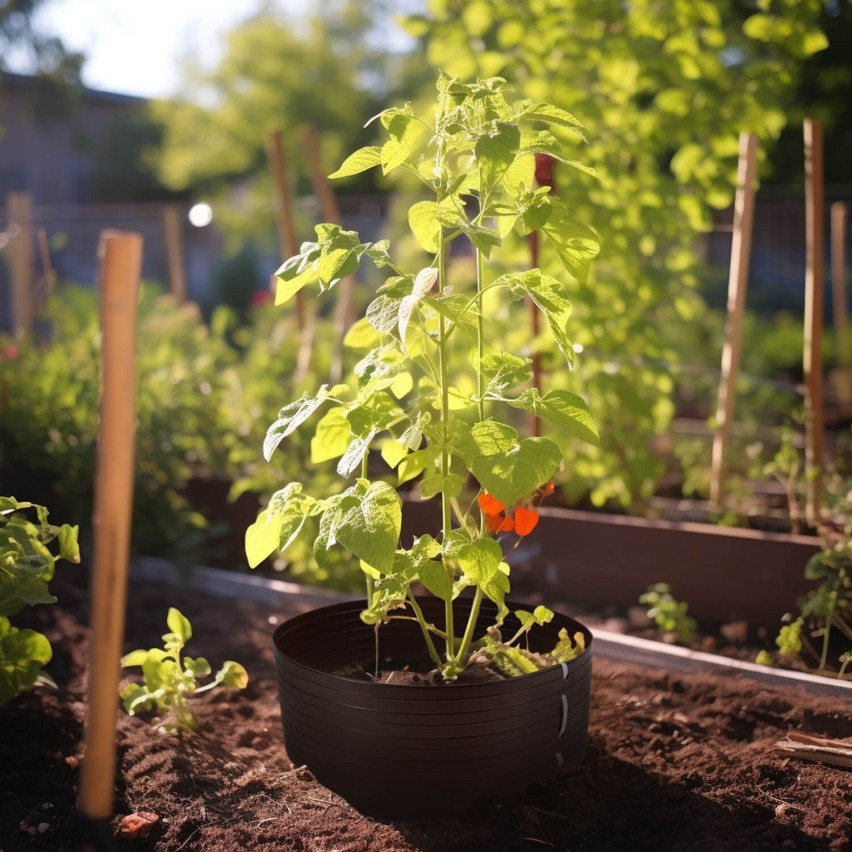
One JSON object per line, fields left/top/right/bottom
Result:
{"left": 437, "top": 235, "right": 454, "bottom": 659}
{"left": 406, "top": 591, "right": 442, "bottom": 668}
{"left": 819, "top": 601, "right": 836, "bottom": 672}
{"left": 454, "top": 587, "right": 484, "bottom": 668}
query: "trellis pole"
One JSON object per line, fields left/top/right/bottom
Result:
{"left": 162, "top": 205, "right": 187, "bottom": 304}
{"left": 6, "top": 192, "right": 34, "bottom": 339}
{"left": 803, "top": 119, "right": 825, "bottom": 527}
{"left": 709, "top": 133, "right": 758, "bottom": 506}
{"left": 78, "top": 231, "right": 143, "bottom": 850}
{"left": 302, "top": 124, "right": 352, "bottom": 383}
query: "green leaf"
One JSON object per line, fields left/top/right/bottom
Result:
{"left": 507, "top": 389, "right": 600, "bottom": 447}
{"left": 476, "top": 122, "right": 520, "bottom": 190}
{"left": 539, "top": 198, "right": 600, "bottom": 283}
{"left": 264, "top": 384, "right": 347, "bottom": 461}
{"left": 343, "top": 316, "right": 381, "bottom": 350}
{"left": 334, "top": 481, "right": 402, "bottom": 573}
{"left": 121, "top": 649, "right": 150, "bottom": 668}
{"left": 398, "top": 267, "right": 438, "bottom": 349}
{"left": 408, "top": 201, "right": 443, "bottom": 253}
{"left": 245, "top": 509, "right": 281, "bottom": 569}
{"left": 329, "top": 146, "right": 382, "bottom": 179}
{"left": 481, "top": 352, "right": 533, "bottom": 396}
{"left": 420, "top": 472, "right": 464, "bottom": 501}
{"left": 496, "top": 269, "right": 575, "bottom": 365}
{"left": 311, "top": 406, "right": 352, "bottom": 464}
{"left": 520, "top": 102, "right": 588, "bottom": 142}
{"left": 184, "top": 656, "right": 211, "bottom": 677}
{"left": 0, "top": 622, "right": 52, "bottom": 702}
{"left": 455, "top": 537, "right": 503, "bottom": 584}
{"left": 381, "top": 110, "right": 427, "bottom": 173}
{"left": 167, "top": 608, "right": 192, "bottom": 644}
{"left": 461, "top": 421, "right": 562, "bottom": 507}
{"left": 275, "top": 243, "right": 321, "bottom": 305}
{"left": 217, "top": 660, "right": 249, "bottom": 689}
{"left": 57, "top": 524, "right": 80, "bottom": 563}
{"left": 418, "top": 559, "right": 453, "bottom": 602}
{"left": 520, "top": 130, "right": 597, "bottom": 177}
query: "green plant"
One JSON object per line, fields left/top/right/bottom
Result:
{"left": 638, "top": 583, "right": 698, "bottom": 645}
{"left": 759, "top": 544, "right": 852, "bottom": 679}
{"left": 247, "top": 75, "right": 599, "bottom": 680}
{"left": 120, "top": 607, "right": 249, "bottom": 734}
{"left": 0, "top": 496, "right": 79, "bottom": 702}
{"left": 410, "top": 0, "right": 826, "bottom": 511}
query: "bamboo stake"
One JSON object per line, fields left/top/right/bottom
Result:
{"left": 831, "top": 202, "right": 849, "bottom": 367}
{"left": 266, "top": 131, "right": 303, "bottom": 320}
{"left": 302, "top": 124, "right": 351, "bottom": 383}
{"left": 6, "top": 192, "right": 34, "bottom": 339}
{"left": 709, "top": 133, "right": 758, "bottom": 506}
{"left": 78, "top": 231, "right": 143, "bottom": 847}
{"left": 803, "top": 119, "right": 825, "bottom": 527}
{"left": 162, "top": 205, "right": 187, "bottom": 304}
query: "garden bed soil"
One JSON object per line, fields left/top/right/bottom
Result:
{"left": 3, "top": 566, "right": 851, "bottom": 852}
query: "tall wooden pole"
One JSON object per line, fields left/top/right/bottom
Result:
{"left": 78, "top": 231, "right": 143, "bottom": 847}
{"left": 302, "top": 124, "right": 351, "bottom": 383}
{"left": 266, "top": 130, "right": 303, "bottom": 323}
{"left": 162, "top": 205, "right": 187, "bottom": 304}
{"left": 7, "top": 192, "right": 34, "bottom": 339}
{"left": 803, "top": 119, "right": 825, "bottom": 527}
{"left": 831, "top": 202, "right": 849, "bottom": 367}
{"left": 710, "top": 133, "right": 758, "bottom": 506}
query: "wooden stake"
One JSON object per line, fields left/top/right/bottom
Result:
{"left": 302, "top": 124, "right": 351, "bottom": 383}
{"left": 803, "top": 119, "right": 825, "bottom": 526}
{"left": 266, "top": 131, "right": 303, "bottom": 321}
{"left": 6, "top": 192, "right": 34, "bottom": 339}
{"left": 162, "top": 205, "right": 187, "bottom": 304}
{"left": 831, "top": 202, "right": 849, "bottom": 367}
{"left": 710, "top": 133, "right": 758, "bottom": 506}
{"left": 78, "top": 231, "right": 143, "bottom": 841}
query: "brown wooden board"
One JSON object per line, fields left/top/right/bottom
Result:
{"left": 401, "top": 501, "right": 821, "bottom": 631}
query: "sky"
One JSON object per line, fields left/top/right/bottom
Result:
{"left": 30, "top": 0, "right": 301, "bottom": 99}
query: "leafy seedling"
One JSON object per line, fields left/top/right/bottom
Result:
{"left": 120, "top": 607, "right": 248, "bottom": 734}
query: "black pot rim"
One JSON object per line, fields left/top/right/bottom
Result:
{"left": 273, "top": 596, "right": 594, "bottom": 688}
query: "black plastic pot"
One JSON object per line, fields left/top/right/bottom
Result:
{"left": 272, "top": 596, "right": 593, "bottom": 819}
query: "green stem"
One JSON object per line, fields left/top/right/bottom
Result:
{"left": 406, "top": 591, "right": 442, "bottom": 668}
{"left": 454, "top": 587, "right": 484, "bottom": 668}
{"left": 819, "top": 602, "right": 836, "bottom": 673}
{"left": 437, "top": 236, "right": 454, "bottom": 659}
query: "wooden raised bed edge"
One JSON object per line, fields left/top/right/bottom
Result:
{"left": 400, "top": 501, "right": 822, "bottom": 629}
{"left": 131, "top": 556, "right": 852, "bottom": 700}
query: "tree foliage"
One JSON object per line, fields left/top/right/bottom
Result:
{"left": 407, "top": 0, "right": 827, "bottom": 509}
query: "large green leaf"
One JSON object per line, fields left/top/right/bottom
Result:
{"left": 381, "top": 110, "right": 427, "bottom": 174}
{"left": 507, "top": 389, "right": 599, "bottom": 447}
{"left": 495, "top": 269, "right": 574, "bottom": 365}
{"left": 398, "top": 267, "right": 438, "bottom": 349}
{"left": 520, "top": 102, "right": 588, "bottom": 142}
{"left": 311, "top": 406, "right": 352, "bottom": 464}
{"left": 539, "top": 198, "right": 600, "bottom": 283}
{"left": 461, "top": 421, "right": 561, "bottom": 507}
{"left": 263, "top": 384, "right": 347, "bottom": 461}
{"left": 328, "top": 146, "right": 382, "bottom": 179}
{"left": 408, "top": 201, "right": 443, "bottom": 253}
{"left": 334, "top": 481, "right": 402, "bottom": 573}
{"left": 476, "top": 122, "right": 520, "bottom": 190}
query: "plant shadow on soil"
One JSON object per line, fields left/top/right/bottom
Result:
{"left": 1, "top": 569, "right": 850, "bottom": 852}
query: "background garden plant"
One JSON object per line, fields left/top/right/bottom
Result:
{"left": 0, "top": 496, "right": 79, "bottom": 702}
{"left": 247, "top": 74, "right": 600, "bottom": 679}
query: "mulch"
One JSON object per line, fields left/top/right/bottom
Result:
{"left": 2, "top": 563, "right": 850, "bottom": 852}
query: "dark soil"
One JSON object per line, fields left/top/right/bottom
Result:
{"left": 2, "top": 564, "right": 851, "bottom": 852}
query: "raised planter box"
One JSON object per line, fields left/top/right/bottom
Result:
{"left": 401, "top": 501, "right": 821, "bottom": 631}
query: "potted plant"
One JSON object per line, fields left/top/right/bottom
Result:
{"left": 245, "top": 74, "right": 601, "bottom": 818}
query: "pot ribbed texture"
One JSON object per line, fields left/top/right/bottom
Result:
{"left": 273, "top": 596, "right": 593, "bottom": 819}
